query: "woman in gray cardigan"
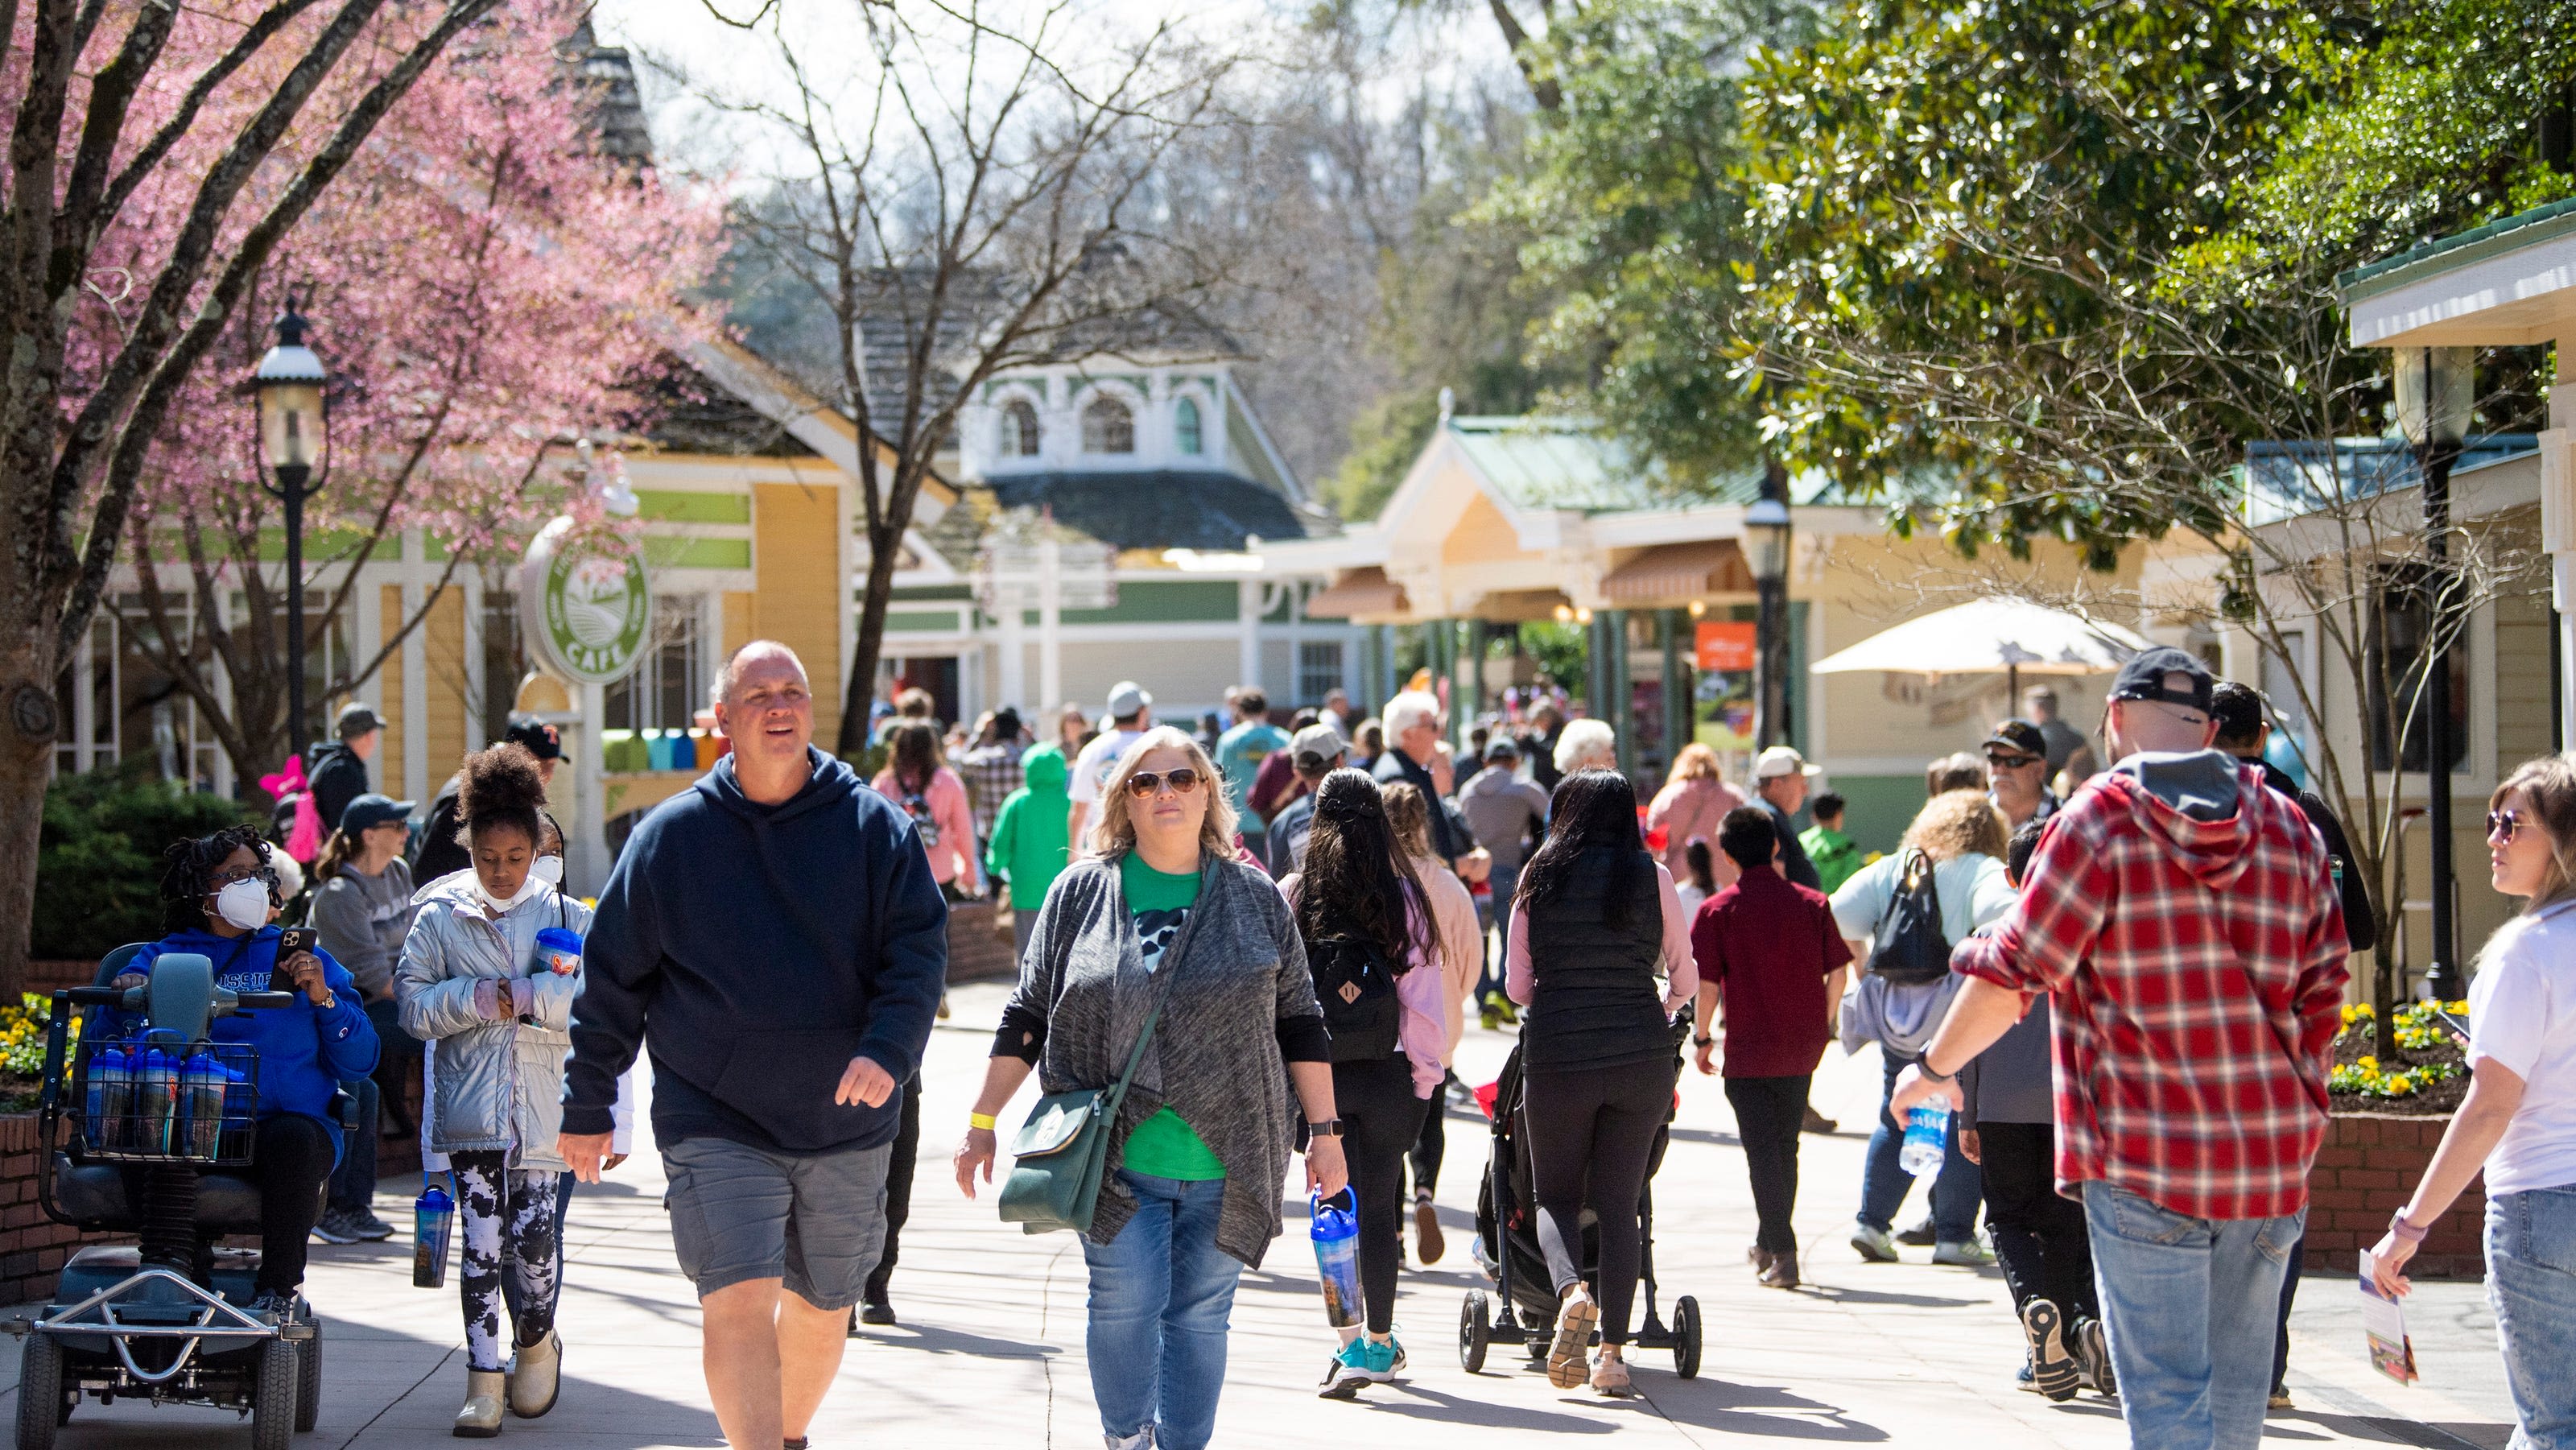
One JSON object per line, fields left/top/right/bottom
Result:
{"left": 956, "top": 726, "right": 1347, "bottom": 1450}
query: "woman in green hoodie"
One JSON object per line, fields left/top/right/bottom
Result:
{"left": 986, "top": 746, "right": 1072, "bottom": 963}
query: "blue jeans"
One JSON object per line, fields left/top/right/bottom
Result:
{"left": 2487, "top": 1186, "right": 2576, "bottom": 1449}
{"left": 1859, "top": 1047, "right": 1980, "bottom": 1240}
{"left": 1082, "top": 1171, "right": 1243, "bottom": 1450}
{"left": 2081, "top": 1183, "right": 2299, "bottom": 1450}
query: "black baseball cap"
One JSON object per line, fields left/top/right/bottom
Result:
{"left": 1983, "top": 719, "right": 2047, "bottom": 760}
{"left": 2108, "top": 647, "right": 2215, "bottom": 715}
{"left": 504, "top": 718, "right": 564, "bottom": 761}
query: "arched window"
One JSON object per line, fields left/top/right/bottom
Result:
{"left": 1080, "top": 394, "right": 1134, "bottom": 454}
{"left": 1000, "top": 398, "right": 1041, "bottom": 457}
{"left": 1174, "top": 396, "right": 1203, "bottom": 456}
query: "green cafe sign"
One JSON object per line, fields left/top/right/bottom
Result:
{"left": 520, "top": 515, "right": 650, "bottom": 687}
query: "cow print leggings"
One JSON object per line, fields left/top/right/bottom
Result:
{"left": 451, "top": 1152, "right": 561, "bottom": 1372}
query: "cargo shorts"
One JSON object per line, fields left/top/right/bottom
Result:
{"left": 661, "top": 1134, "right": 891, "bottom": 1309}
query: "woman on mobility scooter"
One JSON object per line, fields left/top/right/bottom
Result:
{"left": 114, "top": 825, "right": 382, "bottom": 1318}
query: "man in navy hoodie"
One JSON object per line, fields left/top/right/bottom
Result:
{"left": 560, "top": 640, "right": 947, "bottom": 1450}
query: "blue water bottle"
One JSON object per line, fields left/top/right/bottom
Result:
{"left": 1310, "top": 1190, "right": 1363, "bottom": 1332}
{"left": 85, "top": 1043, "right": 127, "bottom": 1150}
{"left": 533, "top": 927, "right": 584, "bottom": 978}
{"left": 414, "top": 1180, "right": 456, "bottom": 1288}
{"left": 182, "top": 1049, "right": 223, "bottom": 1159}
{"left": 1899, "top": 1101, "right": 1951, "bottom": 1178}
{"left": 220, "top": 1066, "right": 250, "bottom": 1159}
{"left": 135, "top": 1046, "right": 177, "bottom": 1155}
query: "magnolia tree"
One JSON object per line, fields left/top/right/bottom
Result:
{"left": 0, "top": 0, "right": 699, "bottom": 994}
{"left": 114, "top": 6, "right": 718, "bottom": 792}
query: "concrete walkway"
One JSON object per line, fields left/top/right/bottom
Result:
{"left": 3, "top": 981, "right": 2521, "bottom": 1448}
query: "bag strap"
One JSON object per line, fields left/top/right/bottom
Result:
{"left": 1100, "top": 995, "right": 1166, "bottom": 1117}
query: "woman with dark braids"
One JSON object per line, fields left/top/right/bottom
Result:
{"left": 398, "top": 744, "right": 592, "bottom": 1436}
{"left": 1279, "top": 768, "right": 1451, "bottom": 1398}
{"left": 110, "top": 826, "right": 380, "bottom": 1317}
{"left": 1504, "top": 770, "right": 1698, "bottom": 1397}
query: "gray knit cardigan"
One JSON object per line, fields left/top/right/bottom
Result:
{"left": 1006, "top": 853, "right": 1321, "bottom": 1267}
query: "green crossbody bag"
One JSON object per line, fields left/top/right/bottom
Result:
{"left": 997, "top": 997, "right": 1166, "bottom": 1235}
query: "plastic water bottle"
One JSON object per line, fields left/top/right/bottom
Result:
{"left": 414, "top": 1181, "right": 456, "bottom": 1288}
{"left": 1899, "top": 1101, "right": 1951, "bottom": 1178}
{"left": 134, "top": 1046, "right": 178, "bottom": 1155}
{"left": 1310, "top": 1190, "right": 1363, "bottom": 1331}
{"left": 86, "top": 1043, "right": 128, "bottom": 1151}
{"left": 220, "top": 1066, "right": 250, "bottom": 1159}
{"left": 533, "top": 927, "right": 584, "bottom": 977}
{"left": 182, "top": 1049, "right": 223, "bottom": 1159}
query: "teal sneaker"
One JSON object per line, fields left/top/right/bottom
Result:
{"left": 1372, "top": 1335, "right": 1404, "bottom": 1378}
{"left": 1319, "top": 1339, "right": 1376, "bottom": 1399}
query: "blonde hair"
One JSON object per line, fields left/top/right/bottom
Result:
{"left": 1901, "top": 788, "right": 2008, "bottom": 862}
{"left": 2491, "top": 754, "right": 2576, "bottom": 915}
{"left": 1667, "top": 742, "right": 1722, "bottom": 785}
{"left": 1381, "top": 780, "right": 1434, "bottom": 860}
{"left": 1088, "top": 726, "right": 1239, "bottom": 861}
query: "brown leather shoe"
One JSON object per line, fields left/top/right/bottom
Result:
{"left": 1748, "top": 1246, "right": 1774, "bottom": 1279}
{"left": 1802, "top": 1105, "right": 1838, "bottom": 1134}
{"left": 1760, "top": 1253, "right": 1801, "bottom": 1290}
{"left": 1414, "top": 1195, "right": 1445, "bottom": 1266}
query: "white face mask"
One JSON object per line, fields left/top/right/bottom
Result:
{"left": 212, "top": 878, "right": 270, "bottom": 932}
{"left": 475, "top": 872, "right": 543, "bottom": 914}
{"left": 530, "top": 855, "right": 564, "bottom": 888}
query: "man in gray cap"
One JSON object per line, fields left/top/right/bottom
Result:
{"left": 1066, "top": 680, "right": 1152, "bottom": 852}
{"left": 306, "top": 703, "right": 383, "bottom": 837}
{"left": 1262, "top": 722, "right": 1348, "bottom": 875}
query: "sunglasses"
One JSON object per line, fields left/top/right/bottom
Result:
{"left": 1985, "top": 752, "right": 2041, "bottom": 770}
{"left": 1125, "top": 767, "right": 1204, "bottom": 799}
{"left": 2490, "top": 809, "right": 2526, "bottom": 842}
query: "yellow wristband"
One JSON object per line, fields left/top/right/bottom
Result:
{"left": 968, "top": 1113, "right": 997, "bottom": 1131}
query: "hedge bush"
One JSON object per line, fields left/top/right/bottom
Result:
{"left": 34, "top": 764, "right": 254, "bottom": 959}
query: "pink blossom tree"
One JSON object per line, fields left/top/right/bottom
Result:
{"left": 0, "top": 0, "right": 708, "bottom": 994}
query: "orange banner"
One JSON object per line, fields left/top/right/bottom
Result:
{"left": 1695, "top": 621, "right": 1757, "bottom": 672}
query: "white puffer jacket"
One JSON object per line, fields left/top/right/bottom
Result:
{"left": 396, "top": 870, "right": 591, "bottom": 1169}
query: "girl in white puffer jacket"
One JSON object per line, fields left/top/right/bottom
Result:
{"left": 398, "top": 744, "right": 591, "bottom": 1436}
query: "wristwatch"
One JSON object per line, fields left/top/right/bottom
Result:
{"left": 1915, "top": 1059, "right": 1956, "bottom": 1084}
{"left": 1307, "top": 1119, "right": 1345, "bottom": 1139}
{"left": 1693, "top": 1034, "right": 1715, "bottom": 1048}
{"left": 2388, "top": 1211, "right": 2429, "bottom": 1245}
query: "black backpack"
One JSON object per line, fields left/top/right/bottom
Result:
{"left": 1866, "top": 849, "right": 1951, "bottom": 985}
{"left": 1306, "top": 934, "right": 1402, "bottom": 1062}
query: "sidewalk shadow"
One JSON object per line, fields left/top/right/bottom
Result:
{"left": 1634, "top": 1377, "right": 1889, "bottom": 1441}
{"left": 848, "top": 1321, "right": 1063, "bottom": 1360}
{"left": 1358, "top": 1383, "right": 1617, "bottom": 1433}
{"left": 2283, "top": 1411, "right": 2512, "bottom": 1449}
{"left": 1798, "top": 1284, "right": 1982, "bottom": 1310}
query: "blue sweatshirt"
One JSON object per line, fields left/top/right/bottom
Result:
{"left": 126, "top": 927, "right": 379, "bottom": 1148}
{"left": 565, "top": 747, "right": 949, "bottom": 1155}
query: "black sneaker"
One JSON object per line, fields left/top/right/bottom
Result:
{"left": 858, "top": 1299, "right": 896, "bottom": 1326}
{"left": 248, "top": 1290, "right": 297, "bottom": 1324}
{"left": 352, "top": 1208, "right": 396, "bottom": 1241}
{"left": 2021, "top": 1299, "right": 2081, "bottom": 1402}
{"left": 2074, "top": 1316, "right": 2117, "bottom": 1398}
{"left": 1893, "top": 1218, "right": 1938, "bottom": 1248}
{"left": 309, "top": 1208, "right": 362, "bottom": 1245}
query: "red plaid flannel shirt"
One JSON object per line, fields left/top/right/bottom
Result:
{"left": 1952, "top": 761, "right": 2347, "bottom": 1221}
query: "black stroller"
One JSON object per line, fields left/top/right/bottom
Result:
{"left": 1459, "top": 1041, "right": 1702, "bottom": 1378}
{"left": 9, "top": 948, "right": 336, "bottom": 1449}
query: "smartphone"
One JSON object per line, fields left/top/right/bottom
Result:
{"left": 271, "top": 927, "right": 317, "bottom": 994}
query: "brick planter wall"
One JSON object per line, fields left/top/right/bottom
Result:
{"left": 947, "top": 902, "right": 1018, "bottom": 984}
{"left": 25, "top": 960, "right": 100, "bottom": 997}
{"left": 2304, "top": 1112, "right": 2483, "bottom": 1278}
{"left": 0, "top": 1113, "right": 89, "bottom": 1304}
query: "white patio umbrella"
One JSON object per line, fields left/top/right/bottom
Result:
{"left": 1810, "top": 597, "right": 2153, "bottom": 699}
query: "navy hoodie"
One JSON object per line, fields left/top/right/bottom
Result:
{"left": 126, "top": 927, "right": 378, "bottom": 1152}
{"left": 564, "top": 747, "right": 949, "bottom": 1155}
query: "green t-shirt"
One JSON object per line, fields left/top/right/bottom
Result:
{"left": 1115, "top": 854, "right": 1225, "bottom": 1181}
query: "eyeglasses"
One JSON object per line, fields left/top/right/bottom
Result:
{"left": 208, "top": 864, "right": 274, "bottom": 888}
{"left": 1125, "top": 768, "right": 1204, "bottom": 799}
{"left": 1984, "top": 753, "right": 2041, "bottom": 770}
{"left": 2490, "top": 809, "right": 2526, "bottom": 842}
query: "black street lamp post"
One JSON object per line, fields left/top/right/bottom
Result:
{"left": 1746, "top": 460, "right": 1793, "bottom": 750}
{"left": 2399, "top": 346, "right": 2472, "bottom": 1003}
{"left": 253, "top": 308, "right": 330, "bottom": 759}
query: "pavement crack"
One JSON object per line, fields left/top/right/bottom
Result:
{"left": 331, "top": 1340, "right": 456, "bottom": 1448}
{"left": 1038, "top": 1239, "right": 1072, "bottom": 1448}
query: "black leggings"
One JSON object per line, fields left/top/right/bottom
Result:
{"left": 1524, "top": 1058, "right": 1676, "bottom": 1346}
{"left": 1976, "top": 1120, "right": 2095, "bottom": 1321}
{"left": 251, "top": 1113, "right": 336, "bottom": 1295}
{"left": 1331, "top": 1055, "right": 1430, "bottom": 1336}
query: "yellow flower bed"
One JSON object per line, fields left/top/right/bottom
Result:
{"left": 2330, "top": 1001, "right": 2468, "bottom": 1101}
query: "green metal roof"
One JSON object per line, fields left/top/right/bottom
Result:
{"left": 1443, "top": 416, "right": 1793, "bottom": 513}
{"left": 2338, "top": 196, "right": 2576, "bottom": 299}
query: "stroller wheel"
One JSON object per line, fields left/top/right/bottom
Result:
{"left": 1673, "top": 1295, "right": 1703, "bottom": 1381}
{"left": 1459, "top": 1291, "right": 1491, "bottom": 1374}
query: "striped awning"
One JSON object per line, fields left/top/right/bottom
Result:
{"left": 1303, "top": 566, "right": 1409, "bottom": 618}
{"left": 1600, "top": 540, "right": 1750, "bottom": 604}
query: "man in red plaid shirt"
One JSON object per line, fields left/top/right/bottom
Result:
{"left": 1893, "top": 648, "right": 2347, "bottom": 1450}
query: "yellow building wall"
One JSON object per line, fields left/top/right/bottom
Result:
{"left": 751, "top": 483, "right": 844, "bottom": 746}
{"left": 378, "top": 585, "right": 406, "bottom": 794}
{"left": 422, "top": 587, "right": 472, "bottom": 785}
{"left": 722, "top": 591, "right": 755, "bottom": 660}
